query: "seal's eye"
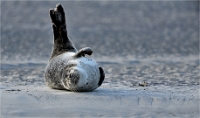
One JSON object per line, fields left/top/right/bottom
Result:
{"left": 65, "top": 64, "right": 77, "bottom": 69}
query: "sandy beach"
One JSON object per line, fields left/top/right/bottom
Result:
{"left": 1, "top": 81, "right": 199, "bottom": 117}
{"left": 1, "top": 1, "right": 199, "bottom": 117}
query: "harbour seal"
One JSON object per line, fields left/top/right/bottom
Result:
{"left": 44, "top": 3, "right": 105, "bottom": 92}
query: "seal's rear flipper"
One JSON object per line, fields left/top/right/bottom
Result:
{"left": 98, "top": 67, "right": 105, "bottom": 86}
{"left": 74, "top": 47, "right": 93, "bottom": 58}
{"left": 49, "top": 3, "right": 77, "bottom": 59}
{"left": 49, "top": 4, "right": 66, "bottom": 30}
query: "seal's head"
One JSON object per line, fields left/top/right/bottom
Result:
{"left": 61, "top": 57, "right": 100, "bottom": 92}
{"left": 61, "top": 67, "right": 87, "bottom": 92}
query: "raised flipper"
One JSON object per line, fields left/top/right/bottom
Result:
{"left": 49, "top": 3, "right": 77, "bottom": 59}
{"left": 49, "top": 4, "right": 66, "bottom": 31}
{"left": 74, "top": 47, "right": 93, "bottom": 58}
{"left": 98, "top": 67, "right": 105, "bottom": 86}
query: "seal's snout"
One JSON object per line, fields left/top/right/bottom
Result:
{"left": 67, "top": 69, "right": 80, "bottom": 85}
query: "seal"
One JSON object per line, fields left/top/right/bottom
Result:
{"left": 44, "top": 3, "right": 105, "bottom": 92}
{"left": 44, "top": 4, "right": 105, "bottom": 92}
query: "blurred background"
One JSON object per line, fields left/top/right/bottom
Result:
{"left": 1, "top": 1, "right": 199, "bottom": 63}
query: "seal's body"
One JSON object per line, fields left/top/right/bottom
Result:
{"left": 45, "top": 4, "right": 104, "bottom": 92}
{"left": 45, "top": 52, "right": 102, "bottom": 92}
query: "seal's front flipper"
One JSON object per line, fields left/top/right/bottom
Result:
{"left": 74, "top": 47, "right": 93, "bottom": 58}
{"left": 98, "top": 67, "right": 105, "bottom": 86}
